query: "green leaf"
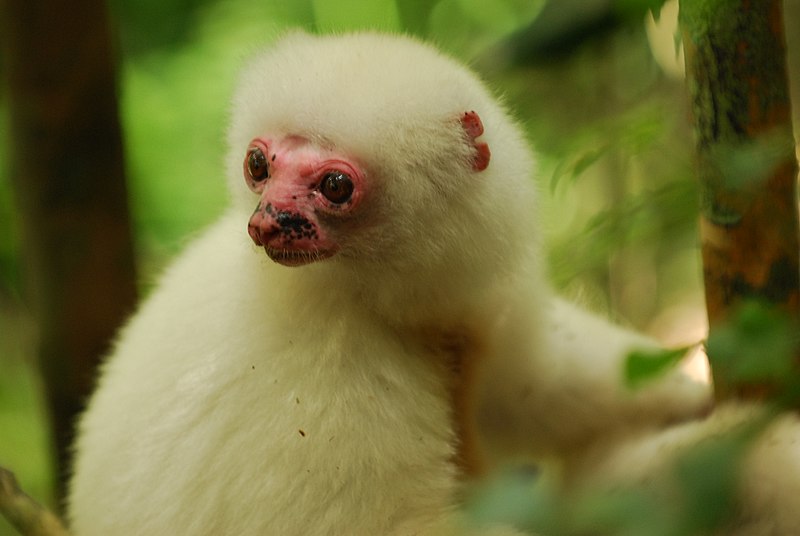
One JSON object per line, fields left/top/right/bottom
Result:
{"left": 706, "top": 300, "right": 799, "bottom": 386}
{"left": 670, "top": 414, "right": 776, "bottom": 534}
{"left": 549, "top": 149, "right": 598, "bottom": 192}
{"left": 709, "top": 131, "right": 794, "bottom": 191}
{"left": 672, "top": 433, "right": 743, "bottom": 533}
{"left": 625, "top": 346, "right": 691, "bottom": 389}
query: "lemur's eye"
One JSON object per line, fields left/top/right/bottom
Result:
{"left": 245, "top": 146, "right": 270, "bottom": 183}
{"left": 320, "top": 171, "right": 354, "bottom": 204}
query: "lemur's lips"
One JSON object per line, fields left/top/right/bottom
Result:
{"left": 264, "top": 246, "right": 334, "bottom": 267}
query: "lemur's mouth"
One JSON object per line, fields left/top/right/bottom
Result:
{"left": 264, "top": 246, "right": 334, "bottom": 267}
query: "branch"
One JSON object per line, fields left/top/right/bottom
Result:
{"left": 680, "top": 0, "right": 800, "bottom": 402}
{"left": 0, "top": 467, "right": 70, "bottom": 536}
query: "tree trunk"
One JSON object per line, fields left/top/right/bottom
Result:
{"left": 680, "top": 0, "right": 800, "bottom": 402}
{"left": 0, "top": 0, "right": 137, "bottom": 506}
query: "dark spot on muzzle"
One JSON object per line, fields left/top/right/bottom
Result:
{"left": 275, "top": 211, "right": 318, "bottom": 241}
{"left": 276, "top": 211, "right": 308, "bottom": 233}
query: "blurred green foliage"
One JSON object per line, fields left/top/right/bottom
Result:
{"left": 0, "top": 358, "right": 54, "bottom": 536}
{"left": 0, "top": 106, "right": 15, "bottom": 296}
{"left": 707, "top": 300, "right": 800, "bottom": 405}
{"left": 313, "top": 0, "right": 401, "bottom": 32}
{"left": 1, "top": 0, "right": 696, "bottom": 311}
{"left": 465, "top": 388, "right": 774, "bottom": 535}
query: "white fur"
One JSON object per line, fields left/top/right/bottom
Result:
{"left": 473, "top": 298, "right": 710, "bottom": 468}
{"left": 67, "top": 32, "right": 708, "bottom": 535}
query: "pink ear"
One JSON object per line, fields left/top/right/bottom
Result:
{"left": 461, "top": 111, "right": 491, "bottom": 172}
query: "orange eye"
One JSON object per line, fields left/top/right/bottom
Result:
{"left": 245, "top": 146, "right": 270, "bottom": 183}
{"left": 320, "top": 171, "right": 354, "bottom": 204}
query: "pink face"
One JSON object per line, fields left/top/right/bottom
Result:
{"left": 243, "top": 112, "right": 490, "bottom": 267}
{"left": 243, "top": 135, "right": 365, "bottom": 266}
